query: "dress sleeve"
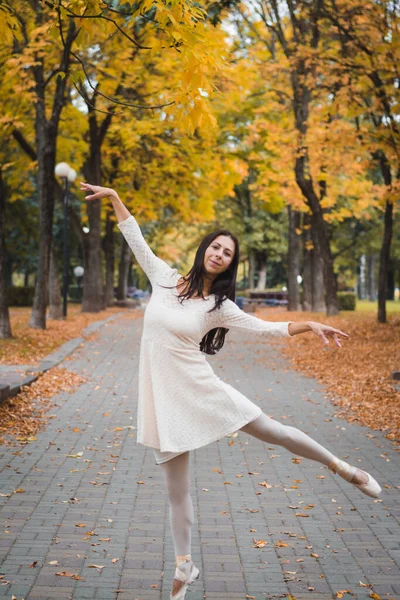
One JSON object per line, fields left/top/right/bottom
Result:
{"left": 117, "top": 215, "right": 174, "bottom": 284}
{"left": 216, "top": 298, "right": 293, "bottom": 338}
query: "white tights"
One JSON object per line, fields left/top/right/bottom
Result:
{"left": 159, "top": 411, "right": 336, "bottom": 557}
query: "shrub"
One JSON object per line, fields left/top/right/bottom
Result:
{"left": 7, "top": 286, "right": 35, "bottom": 306}
{"left": 68, "top": 284, "right": 83, "bottom": 302}
{"left": 338, "top": 292, "right": 356, "bottom": 311}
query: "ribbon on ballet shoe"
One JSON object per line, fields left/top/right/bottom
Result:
{"left": 175, "top": 554, "right": 191, "bottom": 567}
{"left": 328, "top": 458, "right": 357, "bottom": 482}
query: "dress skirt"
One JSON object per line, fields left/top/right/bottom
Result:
{"left": 152, "top": 410, "right": 263, "bottom": 465}
{"left": 153, "top": 448, "right": 186, "bottom": 465}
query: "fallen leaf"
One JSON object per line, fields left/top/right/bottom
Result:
{"left": 253, "top": 538, "right": 268, "bottom": 548}
{"left": 55, "top": 571, "right": 84, "bottom": 580}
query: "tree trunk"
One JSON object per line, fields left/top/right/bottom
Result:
{"left": 248, "top": 252, "right": 256, "bottom": 289}
{"left": 290, "top": 65, "right": 339, "bottom": 316}
{"left": 287, "top": 206, "right": 301, "bottom": 311}
{"left": 117, "top": 238, "right": 131, "bottom": 301}
{"left": 81, "top": 127, "right": 103, "bottom": 313}
{"left": 387, "top": 259, "right": 395, "bottom": 300}
{"left": 295, "top": 171, "right": 338, "bottom": 315}
{"left": 48, "top": 241, "right": 63, "bottom": 319}
{"left": 367, "top": 255, "right": 376, "bottom": 301}
{"left": 377, "top": 151, "right": 393, "bottom": 323}
{"left": 103, "top": 210, "right": 115, "bottom": 307}
{"left": 302, "top": 213, "right": 312, "bottom": 312}
{"left": 0, "top": 169, "right": 12, "bottom": 339}
{"left": 23, "top": 13, "right": 76, "bottom": 329}
{"left": 81, "top": 98, "right": 113, "bottom": 313}
{"left": 358, "top": 254, "right": 367, "bottom": 299}
{"left": 378, "top": 200, "right": 394, "bottom": 322}
{"left": 28, "top": 122, "right": 56, "bottom": 328}
{"left": 311, "top": 226, "right": 326, "bottom": 312}
{"left": 82, "top": 202, "right": 104, "bottom": 312}
{"left": 242, "top": 259, "right": 247, "bottom": 288}
{"left": 255, "top": 251, "right": 267, "bottom": 290}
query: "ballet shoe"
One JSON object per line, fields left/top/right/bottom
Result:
{"left": 170, "top": 553, "right": 200, "bottom": 600}
{"left": 328, "top": 457, "right": 382, "bottom": 498}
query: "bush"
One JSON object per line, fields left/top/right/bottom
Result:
{"left": 7, "top": 286, "right": 35, "bottom": 306}
{"left": 68, "top": 284, "right": 83, "bottom": 302}
{"left": 338, "top": 292, "right": 356, "bottom": 311}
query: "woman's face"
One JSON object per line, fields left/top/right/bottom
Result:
{"left": 204, "top": 235, "right": 235, "bottom": 276}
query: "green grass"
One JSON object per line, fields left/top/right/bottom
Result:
{"left": 355, "top": 299, "right": 400, "bottom": 313}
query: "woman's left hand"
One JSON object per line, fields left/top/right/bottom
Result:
{"left": 308, "top": 321, "right": 349, "bottom": 347}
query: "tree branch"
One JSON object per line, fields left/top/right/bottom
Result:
{"left": 70, "top": 50, "right": 175, "bottom": 111}
{"left": 12, "top": 129, "right": 37, "bottom": 161}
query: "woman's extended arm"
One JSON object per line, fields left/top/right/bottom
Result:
{"left": 288, "top": 321, "right": 348, "bottom": 347}
{"left": 215, "top": 299, "right": 348, "bottom": 346}
{"left": 80, "top": 182, "right": 175, "bottom": 284}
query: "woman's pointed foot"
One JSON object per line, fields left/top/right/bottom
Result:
{"left": 328, "top": 457, "right": 382, "bottom": 498}
{"left": 350, "top": 468, "right": 368, "bottom": 485}
{"left": 170, "top": 554, "right": 200, "bottom": 600}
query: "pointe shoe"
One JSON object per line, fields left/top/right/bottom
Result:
{"left": 170, "top": 553, "right": 200, "bottom": 600}
{"left": 328, "top": 457, "right": 382, "bottom": 498}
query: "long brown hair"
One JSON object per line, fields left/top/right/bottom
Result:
{"left": 161, "top": 229, "right": 240, "bottom": 355}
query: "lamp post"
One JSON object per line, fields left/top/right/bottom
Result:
{"left": 74, "top": 265, "right": 84, "bottom": 302}
{"left": 55, "top": 162, "right": 77, "bottom": 317}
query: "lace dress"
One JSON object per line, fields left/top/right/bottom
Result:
{"left": 117, "top": 215, "right": 293, "bottom": 461}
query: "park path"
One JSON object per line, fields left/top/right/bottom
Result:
{"left": 0, "top": 311, "right": 399, "bottom": 600}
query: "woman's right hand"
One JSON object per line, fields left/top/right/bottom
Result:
{"left": 80, "top": 182, "right": 118, "bottom": 201}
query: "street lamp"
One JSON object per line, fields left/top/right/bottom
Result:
{"left": 55, "top": 162, "right": 77, "bottom": 317}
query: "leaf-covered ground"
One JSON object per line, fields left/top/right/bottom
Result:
{"left": 257, "top": 307, "right": 400, "bottom": 447}
{"left": 0, "top": 306, "right": 142, "bottom": 446}
{"left": 0, "top": 305, "right": 140, "bottom": 365}
{"left": 0, "top": 368, "right": 86, "bottom": 446}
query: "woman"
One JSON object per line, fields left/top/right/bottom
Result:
{"left": 80, "top": 182, "right": 381, "bottom": 600}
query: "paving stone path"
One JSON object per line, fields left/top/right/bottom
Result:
{"left": 0, "top": 311, "right": 399, "bottom": 600}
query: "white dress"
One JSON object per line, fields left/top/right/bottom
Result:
{"left": 117, "top": 215, "right": 293, "bottom": 462}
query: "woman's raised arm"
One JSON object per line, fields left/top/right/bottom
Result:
{"left": 80, "top": 183, "right": 130, "bottom": 222}
{"left": 80, "top": 183, "right": 175, "bottom": 284}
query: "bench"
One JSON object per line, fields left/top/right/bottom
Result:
{"left": 235, "top": 296, "right": 288, "bottom": 313}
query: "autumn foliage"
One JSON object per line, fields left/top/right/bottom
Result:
{"left": 257, "top": 307, "right": 400, "bottom": 446}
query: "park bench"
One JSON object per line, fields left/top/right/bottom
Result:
{"left": 236, "top": 291, "right": 288, "bottom": 313}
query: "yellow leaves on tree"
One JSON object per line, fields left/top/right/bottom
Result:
{"left": 0, "top": 3, "right": 22, "bottom": 47}
{"left": 60, "top": 0, "right": 224, "bottom": 133}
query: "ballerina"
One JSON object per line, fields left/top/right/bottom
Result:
{"left": 80, "top": 182, "right": 382, "bottom": 600}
